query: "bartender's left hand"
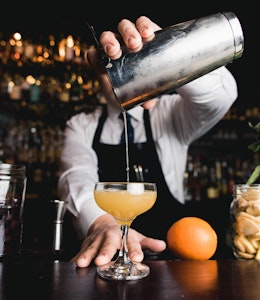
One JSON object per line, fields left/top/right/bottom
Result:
{"left": 87, "top": 16, "right": 161, "bottom": 109}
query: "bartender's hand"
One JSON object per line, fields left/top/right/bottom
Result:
{"left": 71, "top": 214, "right": 166, "bottom": 268}
{"left": 86, "top": 16, "right": 161, "bottom": 110}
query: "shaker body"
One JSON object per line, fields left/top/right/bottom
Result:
{"left": 100, "top": 11, "right": 244, "bottom": 110}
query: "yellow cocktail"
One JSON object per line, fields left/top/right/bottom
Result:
{"left": 94, "top": 188, "right": 156, "bottom": 226}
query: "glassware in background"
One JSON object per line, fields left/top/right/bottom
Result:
{"left": 94, "top": 182, "right": 157, "bottom": 280}
{"left": 0, "top": 163, "right": 27, "bottom": 259}
{"left": 230, "top": 184, "right": 260, "bottom": 260}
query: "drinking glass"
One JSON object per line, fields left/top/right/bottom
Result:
{"left": 0, "top": 163, "right": 27, "bottom": 259}
{"left": 94, "top": 182, "right": 157, "bottom": 280}
{"left": 230, "top": 184, "right": 260, "bottom": 260}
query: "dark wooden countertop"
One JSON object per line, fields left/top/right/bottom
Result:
{"left": 0, "top": 258, "right": 259, "bottom": 300}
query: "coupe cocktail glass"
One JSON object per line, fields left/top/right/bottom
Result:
{"left": 94, "top": 182, "right": 157, "bottom": 280}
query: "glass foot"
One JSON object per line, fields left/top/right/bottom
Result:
{"left": 96, "top": 260, "right": 150, "bottom": 281}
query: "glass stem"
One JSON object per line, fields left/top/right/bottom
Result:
{"left": 115, "top": 225, "right": 131, "bottom": 265}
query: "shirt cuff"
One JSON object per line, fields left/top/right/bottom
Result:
{"left": 71, "top": 199, "right": 106, "bottom": 240}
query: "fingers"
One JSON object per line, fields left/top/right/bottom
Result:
{"left": 141, "top": 99, "right": 158, "bottom": 110}
{"left": 117, "top": 19, "right": 143, "bottom": 52}
{"left": 71, "top": 220, "right": 122, "bottom": 268}
{"left": 99, "top": 31, "right": 123, "bottom": 60}
{"left": 70, "top": 232, "right": 106, "bottom": 268}
{"left": 71, "top": 224, "right": 166, "bottom": 268}
{"left": 71, "top": 238, "right": 120, "bottom": 268}
{"left": 94, "top": 230, "right": 121, "bottom": 266}
{"left": 98, "top": 16, "right": 161, "bottom": 60}
{"left": 117, "top": 16, "right": 160, "bottom": 48}
{"left": 135, "top": 16, "right": 161, "bottom": 39}
{"left": 71, "top": 245, "right": 97, "bottom": 268}
{"left": 140, "top": 236, "right": 167, "bottom": 253}
{"left": 127, "top": 228, "right": 167, "bottom": 262}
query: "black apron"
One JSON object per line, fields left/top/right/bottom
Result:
{"left": 92, "top": 106, "right": 186, "bottom": 240}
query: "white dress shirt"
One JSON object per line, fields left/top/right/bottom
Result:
{"left": 57, "top": 66, "right": 238, "bottom": 239}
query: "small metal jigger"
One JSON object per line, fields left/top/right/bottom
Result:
{"left": 51, "top": 200, "right": 67, "bottom": 251}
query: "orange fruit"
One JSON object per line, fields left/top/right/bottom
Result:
{"left": 166, "top": 217, "right": 218, "bottom": 260}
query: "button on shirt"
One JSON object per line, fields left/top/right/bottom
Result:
{"left": 58, "top": 67, "right": 238, "bottom": 238}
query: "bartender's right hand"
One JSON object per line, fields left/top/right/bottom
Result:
{"left": 86, "top": 16, "right": 161, "bottom": 110}
{"left": 71, "top": 214, "right": 166, "bottom": 268}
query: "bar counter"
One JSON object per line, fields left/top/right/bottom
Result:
{"left": 0, "top": 255, "right": 259, "bottom": 300}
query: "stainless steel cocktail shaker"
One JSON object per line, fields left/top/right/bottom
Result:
{"left": 90, "top": 11, "right": 244, "bottom": 110}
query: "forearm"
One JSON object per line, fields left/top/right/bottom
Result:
{"left": 176, "top": 66, "right": 238, "bottom": 107}
{"left": 57, "top": 112, "right": 106, "bottom": 239}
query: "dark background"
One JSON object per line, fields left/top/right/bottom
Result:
{"left": 0, "top": 2, "right": 258, "bottom": 109}
{"left": 0, "top": 2, "right": 257, "bottom": 257}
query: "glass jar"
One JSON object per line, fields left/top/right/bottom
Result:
{"left": 230, "top": 184, "right": 260, "bottom": 260}
{"left": 0, "top": 163, "right": 27, "bottom": 258}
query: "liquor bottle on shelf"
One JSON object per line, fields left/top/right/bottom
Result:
{"left": 206, "top": 167, "right": 219, "bottom": 200}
